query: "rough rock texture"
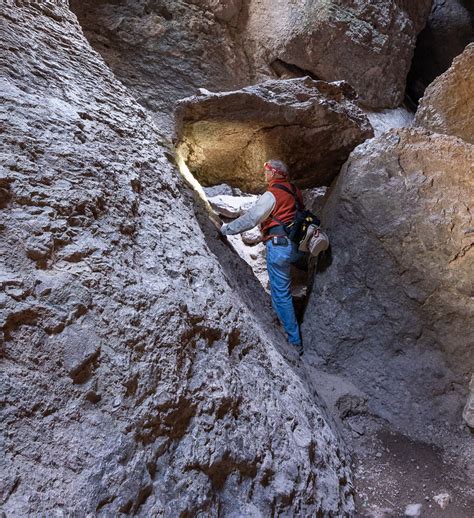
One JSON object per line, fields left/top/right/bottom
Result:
{"left": 407, "top": 0, "right": 474, "bottom": 102}
{"left": 244, "top": 0, "right": 432, "bottom": 108}
{"left": 415, "top": 43, "right": 474, "bottom": 144}
{"left": 227, "top": 235, "right": 269, "bottom": 291}
{"left": 302, "top": 129, "right": 474, "bottom": 436}
{"left": 71, "top": 0, "right": 432, "bottom": 120}
{"left": 463, "top": 375, "right": 474, "bottom": 428}
{"left": 0, "top": 2, "right": 354, "bottom": 515}
{"left": 175, "top": 78, "right": 373, "bottom": 193}
{"left": 69, "top": 0, "right": 250, "bottom": 131}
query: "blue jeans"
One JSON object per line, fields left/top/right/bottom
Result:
{"left": 266, "top": 238, "right": 303, "bottom": 346}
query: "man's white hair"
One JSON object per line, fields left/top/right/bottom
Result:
{"left": 267, "top": 159, "right": 289, "bottom": 176}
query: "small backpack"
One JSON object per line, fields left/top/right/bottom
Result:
{"left": 299, "top": 224, "right": 330, "bottom": 256}
{"left": 271, "top": 183, "right": 322, "bottom": 249}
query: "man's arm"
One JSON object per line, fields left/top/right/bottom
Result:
{"left": 221, "top": 191, "right": 276, "bottom": 235}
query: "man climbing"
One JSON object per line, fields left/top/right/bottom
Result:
{"left": 220, "top": 160, "right": 305, "bottom": 356}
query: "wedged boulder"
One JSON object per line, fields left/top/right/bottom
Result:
{"left": 175, "top": 78, "right": 373, "bottom": 193}
{"left": 415, "top": 44, "right": 474, "bottom": 144}
{"left": 302, "top": 128, "right": 474, "bottom": 435}
{"left": 0, "top": 2, "right": 353, "bottom": 516}
{"left": 244, "top": 0, "right": 432, "bottom": 108}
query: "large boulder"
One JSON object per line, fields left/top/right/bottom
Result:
{"left": 0, "top": 1, "right": 354, "bottom": 515}
{"left": 244, "top": 0, "right": 432, "bottom": 108}
{"left": 175, "top": 78, "right": 373, "bottom": 193}
{"left": 71, "top": 0, "right": 432, "bottom": 121}
{"left": 415, "top": 43, "right": 474, "bottom": 144}
{"left": 302, "top": 129, "right": 474, "bottom": 436}
{"left": 407, "top": 0, "right": 474, "bottom": 102}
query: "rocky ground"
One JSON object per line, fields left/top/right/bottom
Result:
{"left": 353, "top": 424, "right": 473, "bottom": 517}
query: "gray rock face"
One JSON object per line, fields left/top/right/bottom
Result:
{"left": 415, "top": 43, "right": 474, "bottom": 144}
{"left": 71, "top": 0, "right": 431, "bottom": 118}
{"left": 0, "top": 1, "right": 354, "bottom": 515}
{"left": 244, "top": 0, "right": 432, "bottom": 108}
{"left": 407, "top": 0, "right": 474, "bottom": 102}
{"left": 463, "top": 375, "right": 474, "bottom": 428}
{"left": 69, "top": 0, "right": 250, "bottom": 131}
{"left": 175, "top": 78, "right": 373, "bottom": 193}
{"left": 302, "top": 129, "right": 474, "bottom": 436}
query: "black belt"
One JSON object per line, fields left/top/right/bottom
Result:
{"left": 266, "top": 225, "right": 288, "bottom": 236}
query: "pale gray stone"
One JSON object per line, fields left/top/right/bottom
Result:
{"left": 404, "top": 503, "right": 422, "bottom": 517}
{"left": 0, "top": 2, "right": 353, "bottom": 516}
{"left": 433, "top": 492, "right": 452, "bottom": 509}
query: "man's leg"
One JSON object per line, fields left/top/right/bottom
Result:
{"left": 266, "top": 241, "right": 301, "bottom": 346}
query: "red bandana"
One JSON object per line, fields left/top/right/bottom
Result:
{"left": 264, "top": 162, "right": 286, "bottom": 176}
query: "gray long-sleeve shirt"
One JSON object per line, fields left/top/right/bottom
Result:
{"left": 221, "top": 191, "right": 276, "bottom": 235}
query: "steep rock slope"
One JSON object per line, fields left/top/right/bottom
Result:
{"left": 0, "top": 2, "right": 353, "bottom": 515}
{"left": 302, "top": 129, "right": 474, "bottom": 437}
{"left": 415, "top": 43, "right": 474, "bottom": 143}
{"left": 175, "top": 78, "right": 373, "bottom": 193}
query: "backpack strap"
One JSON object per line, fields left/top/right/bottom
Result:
{"left": 272, "top": 183, "right": 302, "bottom": 210}
{"left": 269, "top": 183, "right": 301, "bottom": 233}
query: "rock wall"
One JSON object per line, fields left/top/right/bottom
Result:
{"left": 71, "top": 0, "right": 432, "bottom": 116}
{"left": 69, "top": 0, "right": 251, "bottom": 131}
{"left": 244, "top": 0, "right": 432, "bottom": 108}
{"left": 302, "top": 128, "right": 474, "bottom": 437}
{"left": 415, "top": 43, "right": 474, "bottom": 143}
{"left": 0, "top": 2, "right": 354, "bottom": 515}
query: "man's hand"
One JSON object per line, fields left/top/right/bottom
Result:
{"left": 209, "top": 214, "right": 231, "bottom": 240}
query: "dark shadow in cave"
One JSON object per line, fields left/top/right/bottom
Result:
{"left": 406, "top": 0, "right": 474, "bottom": 104}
